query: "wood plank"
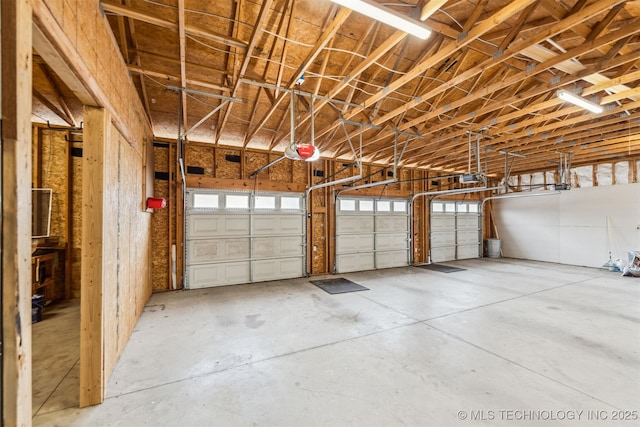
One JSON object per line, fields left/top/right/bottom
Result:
{"left": 177, "top": 0, "right": 188, "bottom": 132}
{"left": 65, "top": 130, "right": 73, "bottom": 299}
{"left": 420, "top": 0, "right": 449, "bottom": 20}
{"left": 221, "top": 0, "right": 274, "bottom": 147}
{"left": 2, "top": 0, "right": 33, "bottom": 424}
{"left": 33, "top": 88, "right": 75, "bottom": 126}
{"left": 100, "top": 2, "right": 247, "bottom": 49}
{"left": 38, "top": 61, "right": 77, "bottom": 126}
{"left": 316, "top": 0, "right": 539, "bottom": 143}
{"left": 80, "top": 106, "right": 109, "bottom": 407}
{"left": 176, "top": 152, "right": 185, "bottom": 288}
{"left": 402, "top": 43, "right": 640, "bottom": 165}
{"left": 127, "top": 65, "right": 230, "bottom": 93}
{"left": 243, "top": 6, "right": 351, "bottom": 145}
{"left": 168, "top": 138, "right": 174, "bottom": 289}
{"left": 186, "top": 175, "right": 306, "bottom": 192}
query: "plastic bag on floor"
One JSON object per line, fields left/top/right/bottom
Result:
{"left": 622, "top": 251, "right": 640, "bottom": 277}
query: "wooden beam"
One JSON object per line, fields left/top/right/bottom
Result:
{"left": 100, "top": 2, "right": 247, "bottom": 50}
{"left": 186, "top": 175, "right": 306, "bottom": 192}
{"left": 498, "top": 0, "right": 539, "bottom": 51}
{"left": 243, "top": 0, "right": 294, "bottom": 147}
{"left": 38, "top": 62, "right": 77, "bottom": 126}
{"left": 420, "top": 0, "right": 449, "bottom": 20}
{"left": 244, "top": 5, "right": 351, "bottom": 146}
{"left": 2, "top": 0, "right": 33, "bottom": 424}
{"left": 124, "top": 0, "right": 153, "bottom": 124}
{"left": 373, "top": 18, "right": 640, "bottom": 164}
{"left": 391, "top": 0, "right": 630, "bottom": 131}
{"left": 127, "top": 65, "right": 231, "bottom": 93}
{"left": 80, "top": 106, "right": 109, "bottom": 407}
{"left": 462, "top": 0, "right": 489, "bottom": 33}
{"left": 219, "top": 0, "right": 274, "bottom": 145}
{"left": 33, "top": 88, "right": 75, "bottom": 126}
{"left": 585, "top": 3, "right": 623, "bottom": 41}
{"left": 132, "top": 49, "right": 228, "bottom": 77}
{"left": 66, "top": 130, "right": 74, "bottom": 300}
{"left": 177, "top": 0, "right": 188, "bottom": 131}
{"left": 316, "top": 0, "right": 539, "bottom": 143}
{"left": 276, "top": 20, "right": 382, "bottom": 151}
{"left": 116, "top": 14, "right": 130, "bottom": 63}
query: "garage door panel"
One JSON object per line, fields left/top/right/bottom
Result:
{"left": 431, "top": 247, "right": 456, "bottom": 263}
{"left": 336, "top": 234, "right": 374, "bottom": 253}
{"left": 187, "top": 262, "right": 251, "bottom": 288}
{"left": 375, "top": 233, "right": 408, "bottom": 251}
{"left": 253, "top": 215, "right": 302, "bottom": 235}
{"left": 431, "top": 231, "right": 455, "bottom": 247}
{"left": 186, "top": 190, "right": 305, "bottom": 288}
{"left": 457, "top": 230, "right": 479, "bottom": 245}
{"left": 187, "top": 238, "right": 250, "bottom": 264}
{"left": 457, "top": 245, "right": 480, "bottom": 259}
{"left": 336, "top": 197, "right": 409, "bottom": 273}
{"left": 375, "top": 251, "right": 407, "bottom": 268}
{"left": 187, "top": 215, "right": 250, "bottom": 238}
{"left": 376, "top": 216, "right": 407, "bottom": 232}
{"left": 253, "top": 258, "right": 303, "bottom": 282}
{"left": 457, "top": 215, "right": 479, "bottom": 229}
{"left": 336, "top": 253, "right": 375, "bottom": 273}
{"left": 431, "top": 215, "right": 455, "bottom": 230}
{"left": 430, "top": 202, "right": 481, "bottom": 263}
{"left": 336, "top": 215, "right": 374, "bottom": 233}
{"left": 253, "top": 236, "right": 303, "bottom": 258}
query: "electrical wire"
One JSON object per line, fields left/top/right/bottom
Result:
{"left": 187, "top": 35, "right": 241, "bottom": 56}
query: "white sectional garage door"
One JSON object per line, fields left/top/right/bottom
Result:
{"left": 430, "top": 200, "right": 481, "bottom": 262}
{"left": 185, "top": 189, "right": 305, "bottom": 288}
{"left": 335, "top": 197, "right": 409, "bottom": 273}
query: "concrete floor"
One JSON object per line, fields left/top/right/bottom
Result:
{"left": 33, "top": 259, "right": 640, "bottom": 426}
{"left": 32, "top": 300, "right": 80, "bottom": 416}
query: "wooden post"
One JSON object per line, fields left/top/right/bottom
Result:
{"left": 2, "top": 0, "right": 33, "bottom": 424}
{"left": 65, "top": 130, "right": 73, "bottom": 299}
{"left": 80, "top": 107, "right": 110, "bottom": 407}
{"left": 168, "top": 142, "right": 174, "bottom": 289}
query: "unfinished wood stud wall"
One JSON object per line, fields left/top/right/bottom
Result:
{"left": 2, "top": 0, "right": 33, "bottom": 423}
{"left": 80, "top": 106, "right": 108, "bottom": 407}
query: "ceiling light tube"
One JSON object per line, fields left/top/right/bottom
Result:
{"left": 329, "top": 0, "right": 431, "bottom": 39}
{"left": 557, "top": 89, "right": 603, "bottom": 114}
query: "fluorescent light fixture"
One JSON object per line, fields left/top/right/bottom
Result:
{"left": 329, "top": 0, "right": 431, "bottom": 40}
{"left": 557, "top": 89, "right": 603, "bottom": 114}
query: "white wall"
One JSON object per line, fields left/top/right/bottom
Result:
{"left": 493, "top": 183, "right": 640, "bottom": 268}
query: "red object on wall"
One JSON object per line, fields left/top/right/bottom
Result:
{"left": 147, "top": 197, "right": 167, "bottom": 209}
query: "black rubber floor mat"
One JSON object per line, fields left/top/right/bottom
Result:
{"left": 310, "top": 278, "right": 369, "bottom": 294}
{"left": 414, "top": 263, "right": 466, "bottom": 273}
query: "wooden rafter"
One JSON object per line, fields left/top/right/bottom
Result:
{"left": 316, "top": 0, "right": 540, "bottom": 145}
{"left": 127, "top": 65, "right": 230, "bottom": 93}
{"left": 243, "top": 5, "right": 350, "bottom": 147}
{"left": 178, "top": 0, "right": 187, "bottom": 132}
{"left": 101, "top": 2, "right": 247, "bottom": 49}
{"left": 37, "top": 61, "right": 76, "bottom": 126}
{"left": 362, "top": 1, "right": 638, "bottom": 164}
{"left": 33, "top": 89, "right": 75, "bottom": 127}
{"left": 96, "top": 0, "right": 640, "bottom": 174}
{"left": 123, "top": 0, "right": 153, "bottom": 123}
{"left": 217, "top": 0, "right": 274, "bottom": 146}
{"left": 244, "top": 0, "right": 294, "bottom": 147}
{"left": 404, "top": 46, "right": 640, "bottom": 165}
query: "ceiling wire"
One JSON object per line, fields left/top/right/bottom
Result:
{"left": 133, "top": 4, "right": 557, "bottom": 138}
{"left": 187, "top": 35, "right": 241, "bottom": 56}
